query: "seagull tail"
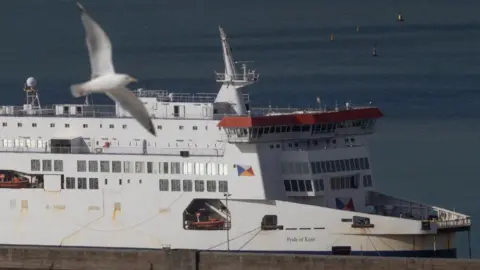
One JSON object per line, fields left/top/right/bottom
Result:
{"left": 70, "top": 83, "right": 88, "bottom": 98}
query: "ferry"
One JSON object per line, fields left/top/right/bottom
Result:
{"left": 0, "top": 26, "right": 470, "bottom": 258}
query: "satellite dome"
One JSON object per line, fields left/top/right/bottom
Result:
{"left": 26, "top": 77, "right": 37, "bottom": 88}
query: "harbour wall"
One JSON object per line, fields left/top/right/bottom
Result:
{"left": 0, "top": 246, "right": 478, "bottom": 270}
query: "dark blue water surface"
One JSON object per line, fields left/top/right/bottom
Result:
{"left": 2, "top": 0, "right": 480, "bottom": 258}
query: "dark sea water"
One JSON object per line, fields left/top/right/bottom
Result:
{"left": 1, "top": 0, "right": 480, "bottom": 259}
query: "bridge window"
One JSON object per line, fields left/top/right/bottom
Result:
{"left": 313, "top": 179, "right": 324, "bottom": 191}
{"left": 284, "top": 180, "right": 291, "bottom": 191}
{"left": 77, "top": 177, "right": 87, "bottom": 189}
{"left": 159, "top": 179, "right": 169, "bottom": 191}
{"left": 331, "top": 175, "right": 359, "bottom": 190}
{"left": 183, "top": 180, "right": 192, "bottom": 192}
{"left": 171, "top": 179, "right": 181, "bottom": 191}
{"left": 66, "top": 177, "right": 75, "bottom": 189}
{"left": 219, "top": 181, "right": 228, "bottom": 193}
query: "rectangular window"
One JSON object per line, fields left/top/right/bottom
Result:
{"left": 284, "top": 180, "right": 291, "bottom": 191}
{"left": 31, "top": 159, "right": 40, "bottom": 171}
{"left": 163, "top": 162, "right": 169, "bottom": 174}
{"left": 182, "top": 180, "right": 192, "bottom": 192}
{"left": 363, "top": 157, "right": 370, "bottom": 170}
{"left": 159, "top": 179, "right": 169, "bottom": 191}
{"left": 171, "top": 162, "right": 180, "bottom": 174}
{"left": 124, "top": 161, "right": 132, "bottom": 173}
{"left": 291, "top": 180, "right": 299, "bottom": 192}
{"left": 147, "top": 162, "right": 153, "bottom": 173}
{"left": 54, "top": 160, "right": 63, "bottom": 172}
{"left": 171, "top": 179, "right": 181, "bottom": 191}
{"left": 305, "top": 180, "right": 313, "bottom": 192}
{"left": 310, "top": 162, "right": 317, "bottom": 174}
{"left": 135, "top": 161, "right": 144, "bottom": 173}
{"left": 112, "top": 161, "right": 122, "bottom": 173}
{"left": 77, "top": 160, "right": 87, "bottom": 172}
{"left": 88, "top": 160, "right": 98, "bottom": 172}
{"left": 195, "top": 180, "right": 204, "bottom": 192}
{"left": 219, "top": 180, "right": 228, "bottom": 193}
{"left": 298, "top": 180, "right": 306, "bottom": 191}
{"left": 100, "top": 161, "right": 110, "bottom": 172}
{"left": 206, "top": 180, "right": 216, "bottom": 192}
{"left": 66, "top": 177, "right": 75, "bottom": 189}
{"left": 89, "top": 178, "right": 99, "bottom": 189}
{"left": 42, "top": 160, "right": 52, "bottom": 171}
{"left": 78, "top": 177, "right": 87, "bottom": 189}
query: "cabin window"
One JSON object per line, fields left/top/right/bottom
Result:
{"left": 88, "top": 160, "right": 98, "bottom": 172}
{"left": 179, "top": 125, "right": 184, "bottom": 130}
{"left": 171, "top": 179, "right": 181, "bottom": 191}
{"left": 112, "top": 161, "right": 122, "bottom": 173}
{"left": 77, "top": 160, "right": 87, "bottom": 172}
{"left": 219, "top": 180, "right": 228, "bottom": 193}
{"left": 147, "top": 162, "right": 153, "bottom": 173}
{"left": 170, "top": 162, "right": 181, "bottom": 174}
{"left": 123, "top": 161, "right": 132, "bottom": 173}
{"left": 135, "top": 161, "right": 144, "bottom": 173}
{"left": 54, "top": 160, "right": 63, "bottom": 172}
{"left": 109, "top": 124, "right": 114, "bottom": 129}
{"left": 41, "top": 160, "right": 52, "bottom": 171}
{"left": 363, "top": 158, "right": 370, "bottom": 169}
{"left": 105, "top": 179, "right": 108, "bottom": 185}
{"left": 305, "top": 180, "right": 313, "bottom": 192}
{"left": 2, "top": 123, "right": 6, "bottom": 127}
{"left": 182, "top": 180, "right": 192, "bottom": 192}
{"left": 89, "top": 178, "right": 99, "bottom": 189}
{"left": 206, "top": 180, "right": 216, "bottom": 192}
{"left": 64, "top": 124, "right": 70, "bottom": 128}
{"left": 173, "top": 105, "right": 180, "bottom": 117}
{"left": 17, "top": 123, "right": 22, "bottom": 127}
{"left": 77, "top": 177, "right": 87, "bottom": 189}
{"left": 100, "top": 161, "right": 110, "bottom": 172}
{"left": 122, "top": 124, "right": 127, "bottom": 129}
{"left": 31, "top": 159, "right": 40, "bottom": 171}
{"left": 193, "top": 126, "right": 198, "bottom": 130}
{"left": 66, "top": 177, "right": 75, "bottom": 189}
{"left": 159, "top": 179, "right": 169, "bottom": 191}
{"left": 157, "top": 125, "right": 162, "bottom": 130}
{"left": 32, "top": 123, "right": 37, "bottom": 128}
{"left": 50, "top": 123, "right": 55, "bottom": 127}
{"left": 194, "top": 180, "right": 204, "bottom": 192}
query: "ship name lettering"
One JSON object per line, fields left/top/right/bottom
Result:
{"left": 287, "top": 236, "right": 316, "bottom": 243}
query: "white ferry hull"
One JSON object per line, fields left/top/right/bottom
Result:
{"left": 0, "top": 188, "right": 456, "bottom": 258}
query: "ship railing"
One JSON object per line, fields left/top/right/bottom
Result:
{"left": 220, "top": 105, "right": 378, "bottom": 118}
{"left": 0, "top": 145, "right": 226, "bottom": 157}
{"left": 215, "top": 72, "right": 259, "bottom": 82}
{"left": 134, "top": 89, "right": 250, "bottom": 103}
{"left": 431, "top": 206, "right": 471, "bottom": 229}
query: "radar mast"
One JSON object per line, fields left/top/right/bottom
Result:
{"left": 24, "top": 77, "right": 42, "bottom": 115}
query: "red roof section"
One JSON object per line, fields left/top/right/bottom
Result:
{"left": 217, "top": 107, "right": 383, "bottom": 128}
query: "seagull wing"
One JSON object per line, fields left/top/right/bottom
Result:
{"left": 106, "top": 87, "right": 156, "bottom": 136}
{"left": 76, "top": 2, "right": 115, "bottom": 79}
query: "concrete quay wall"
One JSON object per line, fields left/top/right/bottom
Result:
{"left": 0, "top": 246, "right": 478, "bottom": 270}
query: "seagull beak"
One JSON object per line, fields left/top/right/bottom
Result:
{"left": 130, "top": 77, "right": 138, "bottom": 83}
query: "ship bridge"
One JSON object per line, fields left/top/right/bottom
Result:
{"left": 217, "top": 105, "right": 383, "bottom": 143}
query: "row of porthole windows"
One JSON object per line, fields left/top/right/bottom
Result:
{"left": 159, "top": 179, "right": 228, "bottom": 192}
{"left": 76, "top": 160, "right": 230, "bottom": 176}
{"left": 3, "top": 122, "right": 211, "bottom": 131}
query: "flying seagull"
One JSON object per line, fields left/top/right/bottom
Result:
{"left": 71, "top": 2, "right": 156, "bottom": 136}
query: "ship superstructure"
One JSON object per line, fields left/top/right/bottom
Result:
{"left": 0, "top": 26, "right": 470, "bottom": 258}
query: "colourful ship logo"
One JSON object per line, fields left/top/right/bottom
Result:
{"left": 335, "top": 197, "right": 355, "bottom": 211}
{"left": 235, "top": 164, "right": 255, "bottom": 177}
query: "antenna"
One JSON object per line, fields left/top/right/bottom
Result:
{"left": 24, "top": 77, "right": 42, "bottom": 115}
